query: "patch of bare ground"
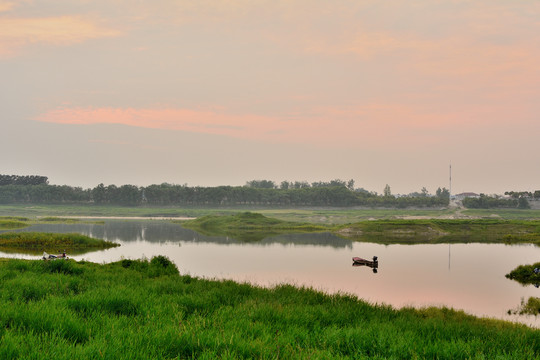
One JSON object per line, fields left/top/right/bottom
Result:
{"left": 387, "top": 226, "right": 448, "bottom": 238}
{"left": 336, "top": 227, "right": 362, "bottom": 237}
{"left": 397, "top": 208, "right": 475, "bottom": 220}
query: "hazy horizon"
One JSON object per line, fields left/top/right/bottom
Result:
{"left": 1, "top": 1, "right": 539, "bottom": 195}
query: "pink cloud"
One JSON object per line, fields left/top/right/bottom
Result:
{"left": 0, "top": 16, "right": 121, "bottom": 57}
{"left": 0, "top": 1, "right": 14, "bottom": 13}
{"left": 35, "top": 106, "right": 297, "bottom": 141}
{"left": 35, "top": 103, "right": 511, "bottom": 149}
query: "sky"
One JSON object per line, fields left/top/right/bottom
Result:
{"left": 1, "top": 0, "right": 539, "bottom": 195}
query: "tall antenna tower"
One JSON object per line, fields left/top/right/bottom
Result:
{"left": 449, "top": 163, "right": 452, "bottom": 197}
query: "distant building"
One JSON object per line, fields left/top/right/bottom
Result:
{"left": 454, "top": 192, "right": 480, "bottom": 201}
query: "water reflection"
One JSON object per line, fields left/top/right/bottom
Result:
{"left": 7, "top": 221, "right": 351, "bottom": 248}
{"left": 1, "top": 220, "right": 539, "bottom": 327}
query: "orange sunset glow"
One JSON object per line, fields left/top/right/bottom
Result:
{"left": 1, "top": 0, "right": 539, "bottom": 193}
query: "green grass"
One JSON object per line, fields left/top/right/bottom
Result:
{"left": 506, "top": 262, "right": 540, "bottom": 285}
{"left": 509, "top": 297, "right": 540, "bottom": 316}
{"left": 182, "top": 213, "right": 540, "bottom": 245}
{"left": 181, "top": 212, "right": 327, "bottom": 241}
{"left": 0, "top": 256, "right": 537, "bottom": 359}
{"left": 258, "top": 208, "right": 456, "bottom": 224}
{"left": 336, "top": 219, "right": 540, "bottom": 244}
{"left": 0, "top": 204, "right": 220, "bottom": 219}
{"left": 3, "top": 203, "right": 540, "bottom": 223}
{"left": 0, "top": 232, "right": 120, "bottom": 255}
{"left": 0, "top": 220, "right": 28, "bottom": 230}
{"left": 0, "top": 216, "right": 31, "bottom": 230}
{"left": 462, "top": 209, "right": 540, "bottom": 220}
{"left": 38, "top": 217, "right": 81, "bottom": 223}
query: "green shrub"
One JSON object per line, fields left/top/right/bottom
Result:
{"left": 506, "top": 262, "right": 540, "bottom": 285}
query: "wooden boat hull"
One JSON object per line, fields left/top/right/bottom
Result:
{"left": 352, "top": 256, "right": 378, "bottom": 268}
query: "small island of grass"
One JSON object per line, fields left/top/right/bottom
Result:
{"left": 0, "top": 216, "right": 31, "bottom": 230}
{"left": 509, "top": 297, "right": 540, "bottom": 316}
{"left": 506, "top": 262, "right": 540, "bottom": 286}
{"left": 180, "top": 212, "right": 327, "bottom": 241}
{"left": 0, "top": 232, "right": 119, "bottom": 255}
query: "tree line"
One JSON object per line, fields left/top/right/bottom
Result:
{"left": 0, "top": 175, "right": 450, "bottom": 208}
{"left": 0, "top": 175, "right": 48, "bottom": 186}
{"left": 462, "top": 193, "right": 534, "bottom": 209}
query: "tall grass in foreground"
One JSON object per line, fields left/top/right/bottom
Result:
{"left": 0, "top": 257, "right": 537, "bottom": 359}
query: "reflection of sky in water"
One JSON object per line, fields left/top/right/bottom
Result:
{"left": 2, "top": 221, "right": 539, "bottom": 327}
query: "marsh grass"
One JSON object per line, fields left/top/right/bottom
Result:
{"left": 509, "top": 297, "right": 540, "bottom": 316}
{"left": 463, "top": 209, "right": 540, "bottom": 220}
{"left": 183, "top": 213, "right": 540, "bottom": 245}
{"left": 0, "top": 232, "right": 119, "bottom": 255}
{"left": 0, "top": 216, "right": 30, "bottom": 230}
{"left": 0, "top": 257, "right": 537, "bottom": 359}
{"left": 38, "top": 217, "right": 81, "bottom": 223}
{"left": 2, "top": 203, "right": 540, "bottom": 223}
{"left": 338, "top": 219, "right": 540, "bottom": 244}
{"left": 181, "top": 212, "right": 327, "bottom": 241}
{"left": 0, "top": 220, "right": 28, "bottom": 230}
{"left": 506, "top": 262, "right": 540, "bottom": 285}
{"left": 0, "top": 216, "right": 30, "bottom": 222}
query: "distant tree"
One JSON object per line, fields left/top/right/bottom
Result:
{"left": 421, "top": 187, "right": 429, "bottom": 197}
{"left": 355, "top": 187, "right": 367, "bottom": 193}
{"left": 463, "top": 194, "right": 517, "bottom": 209}
{"left": 383, "top": 184, "right": 392, "bottom": 197}
{"left": 436, "top": 187, "right": 450, "bottom": 200}
{"left": 292, "top": 181, "right": 310, "bottom": 189}
{"left": 329, "top": 179, "right": 347, "bottom": 187}
{"left": 245, "top": 180, "right": 276, "bottom": 189}
{"left": 505, "top": 191, "right": 532, "bottom": 199}
{"left": 0, "top": 174, "right": 48, "bottom": 186}
{"left": 518, "top": 196, "right": 530, "bottom": 209}
{"left": 92, "top": 183, "right": 107, "bottom": 203}
{"left": 346, "top": 179, "right": 355, "bottom": 191}
{"left": 280, "top": 181, "right": 290, "bottom": 190}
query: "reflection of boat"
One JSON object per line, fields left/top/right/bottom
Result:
{"left": 352, "top": 256, "right": 378, "bottom": 273}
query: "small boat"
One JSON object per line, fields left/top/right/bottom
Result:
{"left": 42, "top": 250, "right": 68, "bottom": 260}
{"left": 352, "top": 256, "right": 378, "bottom": 265}
{"left": 352, "top": 256, "right": 378, "bottom": 272}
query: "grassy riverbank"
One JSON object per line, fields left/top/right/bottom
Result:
{"left": 337, "top": 219, "right": 540, "bottom": 244}
{"left": 3, "top": 204, "right": 540, "bottom": 222}
{"left": 0, "top": 216, "right": 103, "bottom": 232}
{"left": 0, "top": 220, "right": 27, "bottom": 230}
{"left": 181, "top": 213, "right": 540, "bottom": 245}
{"left": 0, "top": 232, "right": 119, "bottom": 255}
{"left": 0, "top": 257, "right": 537, "bottom": 359}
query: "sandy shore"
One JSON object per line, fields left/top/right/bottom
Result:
{"left": 38, "top": 216, "right": 194, "bottom": 221}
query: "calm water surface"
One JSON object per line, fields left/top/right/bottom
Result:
{"left": 2, "top": 220, "right": 539, "bottom": 327}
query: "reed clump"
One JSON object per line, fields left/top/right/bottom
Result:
{"left": 506, "top": 262, "right": 540, "bottom": 285}
{"left": 0, "top": 256, "right": 537, "bottom": 359}
{"left": 0, "top": 216, "right": 29, "bottom": 230}
{"left": 181, "top": 212, "right": 327, "bottom": 241}
{"left": 0, "top": 232, "right": 119, "bottom": 255}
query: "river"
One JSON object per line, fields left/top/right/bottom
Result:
{"left": 2, "top": 220, "right": 539, "bottom": 327}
